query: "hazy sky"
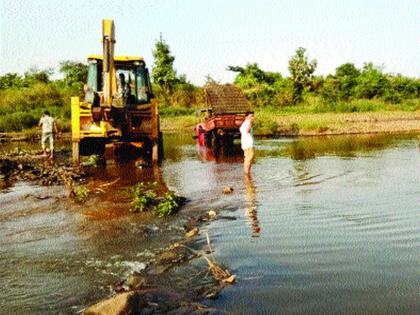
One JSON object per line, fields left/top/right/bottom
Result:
{"left": 1, "top": 0, "right": 419, "bottom": 85}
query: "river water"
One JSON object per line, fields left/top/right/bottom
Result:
{"left": 1, "top": 133, "right": 419, "bottom": 314}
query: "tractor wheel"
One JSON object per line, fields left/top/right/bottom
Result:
{"left": 211, "top": 131, "right": 220, "bottom": 148}
{"left": 158, "top": 132, "right": 164, "bottom": 161}
{"left": 223, "top": 134, "right": 234, "bottom": 146}
{"left": 205, "top": 132, "right": 213, "bottom": 147}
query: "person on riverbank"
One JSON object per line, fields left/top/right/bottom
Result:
{"left": 38, "top": 111, "right": 59, "bottom": 159}
{"left": 240, "top": 112, "right": 255, "bottom": 175}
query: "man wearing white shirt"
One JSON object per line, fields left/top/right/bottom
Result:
{"left": 38, "top": 111, "right": 59, "bottom": 159}
{"left": 240, "top": 112, "right": 255, "bottom": 175}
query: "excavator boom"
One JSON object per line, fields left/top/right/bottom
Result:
{"left": 102, "top": 19, "right": 116, "bottom": 107}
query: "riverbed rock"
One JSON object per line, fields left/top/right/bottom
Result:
{"left": 84, "top": 288, "right": 228, "bottom": 315}
{"left": 208, "top": 209, "right": 217, "bottom": 219}
{"left": 185, "top": 227, "right": 199, "bottom": 238}
{"left": 222, "top": 186, "right": 233, "bottom": 194}
{"left": 127, "top": 273, "right": 147, "bottom": 290}
{"left": 83, "top": 291, "right": 142, "bottom": 315}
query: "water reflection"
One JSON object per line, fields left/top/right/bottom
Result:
{"left": 257, "top": 133, "right": 412, "bottom": 160}
{"left": 244, "top": 175, "right": 260, "bottom": 237}
{"left": 195, "top": 141, "right": 243, "bottom": 163}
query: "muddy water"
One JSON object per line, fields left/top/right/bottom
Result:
{"left": 162, "top": 134, "right": 420, "bottom": 314}
{"left": 0, "top": 146, "right": 189, "bottom": 314}
{"left": 1, "top": 134, "right": 419, "bottom": 314}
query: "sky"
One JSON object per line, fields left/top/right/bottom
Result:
{"left": 1, "top": 0, "right": 419, "bottom": 85}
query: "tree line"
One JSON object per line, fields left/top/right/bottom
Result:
{"left": 0, "top": 39, "right": 419, "bottom": 132}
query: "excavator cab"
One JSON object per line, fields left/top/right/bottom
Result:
{"left": 84, "top": 58, "right": 152, "bottom": 108}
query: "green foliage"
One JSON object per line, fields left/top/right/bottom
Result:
{"left": 354, "top": 63, "right": 387, "bottom": 99}
{"left": 335, "top": 63, "right": 360, "bottom": 100}
{"left": 0, "top": 112, "right": 38, "bottom": 132}
{"left": 131, "top": 182, "right": 157, "bottom": 212}
{"left": 0, "top": 83, "right": 69, "bottom": 132}
{"left": 130, "top": 182, "right": 183, "bottom": 217}
{"left": 153, "top": 191, "right": 183, "bottom": 218}
{"left": 0, "top": 46, "right": 419, "bottom": 134}
{"left": 227, "top": 63, "right": 288, "bottom": 107}
{"left": 383, "top": 74, "right": 420, "bottom": 104}
{"left": 288, "top": 47, "right": 317, "bottom": 104}
{"left": 151, "top": 37, "right": 204, "bottom": 108}
{"left": 23, "top": 67, "right": 53, "bottom": 86}
{"left": 59, "top": 60, "right": 88, "bottom": 91}
{"left": 152, "top": 37, "right": 178, "bottom": 94}
{"left": 171, "top": 81, "right": 203, "bottom": 107}
{"left": 253, "top": 116, "right": 279, "bottom": 135}
{"left": 73, "top": 185, "right": 90, "bottom": 203}
{"left": 81, "top": 155, "right": 99, "bottom": 167}
{"left": 160, "top": 106, "right": 196, "bottom": 117}
{"left": 0, "top": 73, "right": 24, "bottom": 90}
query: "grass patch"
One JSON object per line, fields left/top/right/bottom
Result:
{"left": 159, "top": 106, "right": 196, "bottom": 117}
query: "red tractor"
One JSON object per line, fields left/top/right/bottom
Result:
{"left": 195, "top": 84, "right": 251, "bottom": 147}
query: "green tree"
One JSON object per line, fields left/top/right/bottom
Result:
{"left": 227, "top": 63, "right": 287, "bottom": 107}
{"left": 59, "top": 60, "right": 87, "bottom": 91}
{"left": 23, "top": 67, "right": 53, "bottom": 86}
{"left": 378, "top": 74, "right": 420, "bottom": 104}
{"left": 319, "top": 74, "right": 339, "bottom": 103}
{"left": 335, "top": 63, "right": 360, "bottom": 100}
{"left": 354, "top": 63, "right": 387, "bottom": 99}
{"left": 0, "top": 73, "right": 24, "bottom": 90}
{"left": 288, "top": 47, "right": 317, "bottom": 104}
{"left": 227, "top": 63, "right": 268, "bottom": 88}
{"left": 151, "top": 36, "right": 178, "bottom": 95}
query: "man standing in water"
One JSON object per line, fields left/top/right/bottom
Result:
{"left": 38, "top": 111, "right": 59, "bottom": 159}
{"left": 240, "top": 112, "right": 255, "bottom": 175}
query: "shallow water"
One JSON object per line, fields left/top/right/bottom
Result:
{"left": 162, "top": 134, "right": 420, "bottom": 314}
{"left": 1, "top": 133, "right": 419, "bottom": 314}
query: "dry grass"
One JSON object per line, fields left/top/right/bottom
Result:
{"left": 160, "top": 115, "right": 201, "bottom": 133}
{"left": 272, "top": 111, "right": 420, "bottom": 135}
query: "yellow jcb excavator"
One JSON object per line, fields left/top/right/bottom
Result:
{"left": 71, "top": 19, "right": 161, "bottom": 164}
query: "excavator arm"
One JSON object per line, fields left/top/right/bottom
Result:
{"left": 102, "top": 19, "right": 116, "bottom": 107}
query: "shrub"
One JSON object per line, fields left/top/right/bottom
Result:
{"left": 131, "top": 182, "right": 157, "bottom": 212}
{"left": 0, "top": 112, "right": 38, "bottom": 132}
{"left": 153, "top": 191, "right": 183, "bottom": 218}
{"left": 73, "top": 185, "right": 90, "bottom": 203}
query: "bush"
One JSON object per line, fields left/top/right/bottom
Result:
{"left": 0, "top": 83, "right": 70, "bottom": 132}
{"left": 153, "top": 191, "right": 184, "bottom": 218}
{"left": 131, "top": 182, "right": 157, "bottom": 212}
{"left": 0, "top": 112, "right": 38, "bottom": 132}
{"left": 131, "top": 182, "right": 184, "bottom": 217}
{"left": 73, "top": 185, "right": 90, "bottom": 203}
{"left": 253, "top": 118, "right": 278, "bottom": 135}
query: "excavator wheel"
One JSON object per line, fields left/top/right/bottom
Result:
{"left": 79, "top": 138, "right": 106, "bottom": 156}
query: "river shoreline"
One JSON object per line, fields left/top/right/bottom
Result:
{"left": 1, "top": 111, "right": 420, "bottom": 143}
